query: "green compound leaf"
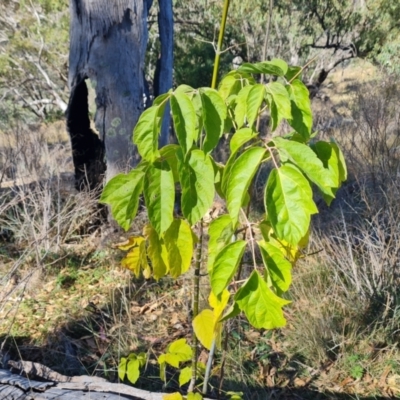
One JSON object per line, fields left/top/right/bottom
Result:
{"left": 178, "top": 149, "right": 215, "bottom": 225}
{"left": 226, "top": 147, "right": 266, "bottom": 224}
{"left": 286, "top": 79, "right": 312, "bottom": 140}
{"left": 229, "top": 127, "right": 258, "bottom": 154}
{"left": 234, "top": 270, "right": 290, "bottom": 329}
{"left": 163, "top": 219, "right": 194, "bottom": 278}
{"left": 266, "top": 82, "right": 292, "bottom": 131}
{"left": 179, "top": 366, "right": 192, "bottom": 387}
{"left": 200, "top": 88, "right": 227, "bottom": 154}
{"left": 207, "top": 214, "right": 235, "bottom": 273}
{"left": 100, "top": 170, "right": 145, "bottom": 231}
{"left": 234, "top": 85, "right": 252, "bottom": 128}
{"left": 143, "top": 224, "right": 168, "bottom": 280}
{"left": 144, "top": 163, "right": 175, "bottom": 235}
{"left": 211, "top": 240, "right": 246, "bottom": 297}
{"left": 273, "top": 137, "right": 337, "bottom": 199}
{"left": 246, "top": 84, "right": 265, "bottom": 128}
{"left": 171, "top": 91, "right": 197, "bottom": 154}
{"left": 133, "top": 94, "right": 168, "bottom": 161}
{"left": 265, "top": 164, "right": 318, "bottom": 246}
{"left": 258, "top": 240, "right": 292, "bottom": 293}
{"left": 269, "top": 58, "right": 288, "bottom": 75}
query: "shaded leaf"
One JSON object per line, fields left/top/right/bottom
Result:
{"left": 178, "top": 149, "right": 215, "bottom": 225}
{"left": 286, "top": 79, "right": 312, "bottom": 139}
{"left": 163, "top": 219, "right": 194, "bottom": 278}
{"left": 144, "top": 224, "right": 168, "bottom": 280}
{"left": 171, "top": 92, "right": 197, "bottom": 154}
{"left": 200, "top": 88, "right": 227, "bottom": 154}
{"left": 207, "top": 215, "right": 235, "bottom": 273}
{"left": 258, "top": 241, "right": 292, "bottom": 293}
{"left": 144, "top": 163, "right": 175, "bottom": 235}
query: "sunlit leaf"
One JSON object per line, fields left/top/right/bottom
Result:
{"left": 118, "top": 357, "right": 127, "bottom": 381}
{"left": 179, "top": 366, "right": 192, "bottom": 387}
{"left": 207, "top": 215, "right": 235, "bottom": 273}
{"left": 193, "top": 309, "right": 214, "bottom": 350}
{"left": 211, "top": 241, "right": 246, "bottom": 297}
{"left": 274, "top": 137, "right": 337, "bottom": 198}
{"left": 265, "top": 164, "right": 318, "bottom": 245}
{"left": 234, "top": 85, "right": 252, "bottom": 128}
{"left": 126, "top": 358, "right": 140, "bottom": 384}
{"left": 229, "top": 127, "right": 258, "bottom": 154}
{"left": 246, "top": 84, "right": 265, "bottom": 128}
{"left": 235, "top": 271, "right": 290, "bottom": 329}
{"left": 163, "top": 393, "right": 184, "bottom": 400}
{"left": 226, "top": 147, "right": 265, "bottom": 224}
{"left": 99, "top": 170, "right": 145, "bottom": 231}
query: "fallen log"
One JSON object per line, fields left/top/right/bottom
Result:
{"left": 1, "top": 360, "right": 213, "bottom": 400}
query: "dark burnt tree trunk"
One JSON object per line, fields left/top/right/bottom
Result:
{"left": 67, "top": 0, "right": 154, "bottom": 189}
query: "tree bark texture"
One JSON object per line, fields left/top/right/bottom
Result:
{"left": 67, "top": 0, "right": 152, "bottom": 187}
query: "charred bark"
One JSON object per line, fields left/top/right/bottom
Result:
{"left": 66, "top": 78, "right": 105, "bottom": 190}
{"left": 68, "top": 0, "right": 152, "bottom": 186}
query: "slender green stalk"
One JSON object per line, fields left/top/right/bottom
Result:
{"left": 188, "top": 221, "right": 203, "bottom": 392}
{"left": 202, "top": 1, "right": 231, "bottom": 394}
{"left": 211, "top": 0, "right": 231, "bottom": 89}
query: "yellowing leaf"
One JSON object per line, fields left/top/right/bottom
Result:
{"left": 163, "top": 393, "right": 183, "bottom": 400}
{"left": 163, "top": 219, "right": 194, "bottom": 278}
{"left": 144, "top": 224, "right": 168, "bottom": 280}
{"left": 179, "top": 366, "right": 192, "bottom": 387}
{"left": 193, "top": 309, "right": 214, "bottom": 350}
{"left": 118, "top": 357, "right": 127, "bottom": 381}
{"left": 160, "top": 338, "right": 192, "bottom": 368}
{"left": 121, "top": 237, "right": 149, "bottom": 278}
{"left": 209, "top": 289, "right": 230, "bottom": 323}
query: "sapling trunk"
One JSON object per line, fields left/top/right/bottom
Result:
{"left": 188, "top": 221, "right": 203, "bottom": 392}
{"left": 202, "top": 0, "right": 231, "bottom": 394}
